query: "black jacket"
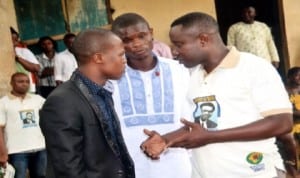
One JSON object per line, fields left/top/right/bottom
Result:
{"left": 40, "top": 72, "right": 135, "bottom": 178}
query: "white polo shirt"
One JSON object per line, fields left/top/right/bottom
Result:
{"left": 185, "top": 47, "right": 292, "bottom": 178}
{"left": 0, "top": 93, "right": 45, "bottom": 154}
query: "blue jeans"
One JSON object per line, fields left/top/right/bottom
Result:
{"left": 9, "top": 150, "right": 47, "bottom": 178}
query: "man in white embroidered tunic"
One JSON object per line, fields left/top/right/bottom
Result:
{"left": 111, "top": 13, "right": 192, "bottom": 178}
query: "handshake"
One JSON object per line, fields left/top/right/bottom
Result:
{"left": 140, "top": 119, "right": 209, "bottom": 159}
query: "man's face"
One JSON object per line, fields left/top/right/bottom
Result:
{"left": 242, "top": 7, "right": 256, "bottom": 23}
{"left": 100, "top": 35, "right": 127, "bottom": 80}
{"left": 201, "top": 105, "right": 214, "bottom": 121}
{"left": 41, "top": 39, "right": 54, "bottom": 53}
{"left": 116, "top": 22, "right": 153, "bottom": 60}
{"left": 169, "top": 25, "right": 206, "bottom": 68}
{"left": 26, "top": 112, "right": 33, "bottom": 119}
{"left": 11, "top": 74, "right": 30, "bottom": 94}
{"left": 64, "top": 37, "right": 75, "bottom": 50}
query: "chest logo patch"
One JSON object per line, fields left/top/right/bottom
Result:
{"left": 246, "top": 152, "right": 263, "bottom": 165}
{"left": 193, "top": 95, "right": 220, "bottom": 130}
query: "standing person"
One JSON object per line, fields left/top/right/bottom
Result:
{"left": 141, "top": 12, "right": 293, "bottom": 178}
{"left": 36, "top": 36, "right": 57, "bottom": 98}
{"left": 111, "top": 13, "right": 191, "bottom": 178}
{"left": 10, "top": 27, "right": 40, "bottom": 93}
{"left": 39, "top": 28, "right": 135, "bottom": 178}
{"left": 54, "top": 33, "right": 78, "bottom": 85}
{"left": 0, "top": 72, "right": 46, "bottom": 178}
{"left": 227, "top": 6, "right": 280, "bottom": 68}
{"left": 286, "top": 67, "right": 300, "bottom": 122}
{"left": 284, "top": 67, "right": 300, "bottom": 177}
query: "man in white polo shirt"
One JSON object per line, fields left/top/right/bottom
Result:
{"left": 141, "top": 12, "right": 293, "bottom": 178}
{"left": 0, "top": 72, "right": 46, "bottom": 178}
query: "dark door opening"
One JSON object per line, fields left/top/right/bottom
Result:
{"left": 214, "top": 0, "right": 289, "bottom": 81}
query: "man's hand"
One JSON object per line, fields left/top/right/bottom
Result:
{"left": 140, "top": 118, "right": 212, "bottom": 159}
{"left": 169, "top": 119, "right": 210, "bottom": 148}
{"left": 140, "top": 129, "right": 167, "bottom": 159}
{"left": 0, "top": 149, "right": 8, "bottom": 168}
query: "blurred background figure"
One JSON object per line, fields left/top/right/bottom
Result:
{"left": 36, "top": 36, "right": 57, "bottom": 98}
{"left": 285, "top": 67, "right": 300, "bottom": 174}
{"left": 10, "top": 27, "right": 40, "bottom": 93}
{"left": 227, "top": 6, "right": 280, "bottom": 68}
{"left": 0, "top": 72, "right": 46, "bottom": 178}
{"left": 54, "top": 33, "right": 78, "bottom": 86}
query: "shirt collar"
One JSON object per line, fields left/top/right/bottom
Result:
{"left": 7, "top": 92, "right": 31, "bottom": 100}
{"left": 75, "top": 70, "right": 109, "bottom": 96}
{"left": 218, "top": 46, "right": 240, "bottom": 69}
{"left": 42, "top": 52, "right": 57, "bottom": 60}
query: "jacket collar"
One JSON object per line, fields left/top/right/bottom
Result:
{"left": 69, "top": 71, "right": 125, "bottom": 157}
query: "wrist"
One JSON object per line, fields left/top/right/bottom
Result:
{"left": 162, "top": 136, "right": 169, "bottom": 146}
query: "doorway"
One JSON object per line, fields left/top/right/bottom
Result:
{"left": 214, "top": 0, "right": 289, "bottom": 80}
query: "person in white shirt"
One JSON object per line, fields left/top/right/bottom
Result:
{"left": 10, "top": 27, "right": 40, "bottom": 93}
{"left": 111, "top": 13, "right": 191, "bottom": 178}
{"left": 54, "top": 33, "right": 78, "bottom": 85}
{"left": 0, "top": 72, "right": 46, "bottom": 178}
{"left": 141, "top": 12, "right": 293, "bottom": 178}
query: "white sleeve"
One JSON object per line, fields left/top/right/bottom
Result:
{"left": 0, "top": 98, "right": 7, "bottom": 126}
{"left": 15, "top": 47, "right": 39, "bottom": 64}
{"left": 250, "top": 59, "right": 291, "bottom": 116}
{"left": 54, "top": 54, "right": 64, "bottom": 81}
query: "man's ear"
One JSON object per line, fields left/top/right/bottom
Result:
{"left": 198, "top": 34, "right": 209, "bottom": 47}
{"left": 93, "top": 53, "right": 104, "bottom": 64}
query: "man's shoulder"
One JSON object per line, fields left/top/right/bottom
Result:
{"left": 158, "top": 56, "right": 180, "bottom": 66}
{"left": 158, "top": 57, "right": 188, "bottom": 71}
{"left": 239, "top": 51, "right": 273, "bottom": 68}
{"left": 27, "top": 93, "right": 45, "bottom": 101}
{"left": 0, "top": 95, "right": 9, "bottom": 102}
{"left": 55, "top": 50, "right": 76, "bottom": 62}
{"left": 253, "top": 21, "right": 270, "bottom": 29}
{"left": 229, "top": 21, "right": 244, "bottom": 28}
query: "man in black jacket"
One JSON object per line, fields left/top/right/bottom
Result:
{"left": 40, "top": 28, "right": 135, "bottom": 178}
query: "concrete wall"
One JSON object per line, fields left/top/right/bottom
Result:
{"left": 0, "top": 0, "right": 17, "bottom": 96}
{"left": 283, "top": 0, "right": 300, "bottom": 67}
{"left": 110, "top": 0, "right": 216, "bottom": 44}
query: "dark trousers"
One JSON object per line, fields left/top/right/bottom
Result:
{"left": 9, "top": 150, "right": 47, "bottom": 178}
{"left": 38, "top": 86, "right": 56, "bottom": 98}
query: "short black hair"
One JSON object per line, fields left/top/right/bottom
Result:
{"left": 111, "top": 13, "right": 150, "bottom": 34}
{"left": 171, "top": 12, "right": 219, "bottom": 33}
{"left": 11, "top": 72, "right": 28, "bottom": 82}
{"left": 71, "top": 28, "right": 116, "bottom": 65}
{"left": 63, "top": 33, "right": 76, "bottom": 41}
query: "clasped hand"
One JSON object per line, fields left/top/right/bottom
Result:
{"left": 140, "top": 119, "right": 210, "bottom": 159}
